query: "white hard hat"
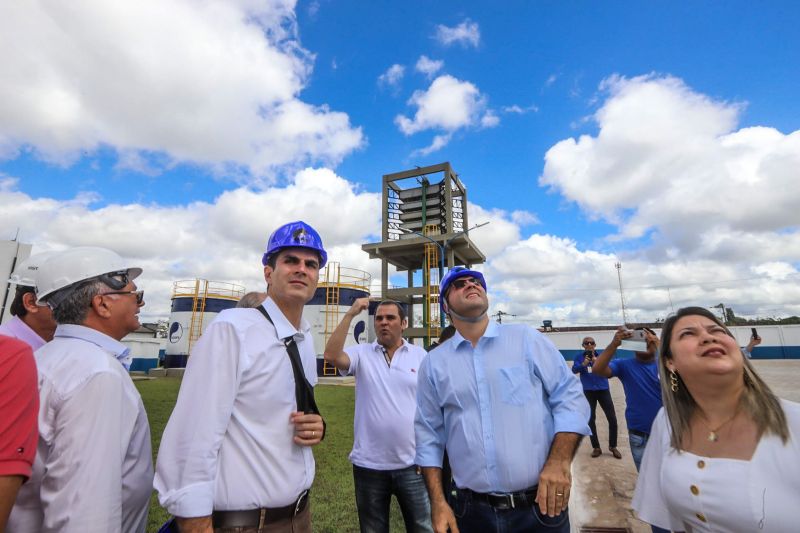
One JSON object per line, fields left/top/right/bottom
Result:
{"left": 36, "top": 246, "right": 143, "bottom": 306}
{"left": 9, "top": 251, "right": 61, "bottom": 287}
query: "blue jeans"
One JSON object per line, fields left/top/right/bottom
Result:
{"left": 353, "top": 464, "right": 432, "bottom": 533}
{"left": 628, "top": 432, "right": 669, "bottom": 533}
{"left": 628, "top": 431, "right": 649, "bottom": 472}
{"left": 452, "top": 488, "right": 569, "bottom": 533}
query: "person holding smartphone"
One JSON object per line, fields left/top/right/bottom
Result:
{"left": 591, "top": 327, "right": 663, "bottom": 472}
{"left": 741, "top": 328, "right": 762, "bottom": 359}
{"left": 571, "top": 337, "right": 621, "bottom": 459}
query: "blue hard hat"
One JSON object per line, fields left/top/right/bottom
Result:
{"left": 439, "top": 266, "right": 487, "bottom": 311}
{"left": 262, "top": 221, "right": 328, "bottom": 268}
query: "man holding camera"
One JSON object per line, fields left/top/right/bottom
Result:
{"left": 591, "top": 327, "right": 662, "bottom": 472}
{"left": 742, "top": 328, "right": 762, "bottom": 359}
{"left": 571, "top": 337, "right": 620, "bottom": 459}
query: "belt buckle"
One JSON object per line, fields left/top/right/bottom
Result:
{"left": 489, "top": 492, "right": 513, "bottom": 510}
{"left": 294, "top": 490, "right": 309, "bottom": 516}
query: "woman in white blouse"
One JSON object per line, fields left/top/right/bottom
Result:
{"left": 632, "top": 306, "right": 800, "bottom": 532}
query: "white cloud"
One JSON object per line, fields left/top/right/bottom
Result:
{"left": 541, "top": 74, "right": 800, "bottom": 260}
{"left": 480, "top": 111, "right": 500, "bottom": 128}
{"left": 377, "top": 64, "right": 405, "bottom": 87}
{"left": 395, "top": 75, "right": 497, "bottom": 152}
{"left": 3, "top": 161, "right": 799, "bottom": 326}
{"left": 415, "top": 55, "right": 444, "bottom": 77}
{"left": 0, "top": 1, "right": 363, "bottom": 180}
{"left": 0, "top": 168, "right": 381, "bottom": 322}
{"left": 502, "top": 104, "right": 539, "bottom": 115}
{"left": 511, "top": 210, "right": 540, "bottom": 226}
{"left": 410, "top": 133, "right": 452, "bottom": 157}
{"left": 434, "top": 19, "right": 480, "bottom": 48}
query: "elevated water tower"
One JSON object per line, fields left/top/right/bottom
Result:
{"left": 361, "top": 162, "right": 486, "bottom": 346}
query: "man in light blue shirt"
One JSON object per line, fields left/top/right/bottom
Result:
{"left": 415, "top": 267, "right": 590, "bottom": 533}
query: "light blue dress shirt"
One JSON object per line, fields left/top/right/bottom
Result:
{"left": 414, "top": 321, "right": 590, "bottom": 493}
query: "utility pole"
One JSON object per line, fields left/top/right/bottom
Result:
{"left": 712, "top": 303, "right": 727, "bottom": 325}
{"left": 615, "top": 261, "right": 629, "bottom": 326}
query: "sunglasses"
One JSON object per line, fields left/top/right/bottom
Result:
{"left": 583, "top": 341, "right": 596, "bottom": 345}
{"left": 103, "top": 289, "right": 145, "bottom": 305}
{"left": 451, "top": 277, "right": 482, "bottom": 290}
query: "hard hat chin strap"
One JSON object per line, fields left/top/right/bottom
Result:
{"left": 446, "top": 307, "right": 488, "bottom": 324}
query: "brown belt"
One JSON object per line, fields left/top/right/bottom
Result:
{"left": 212, "top": 490, "right": 309, "bottom": 528}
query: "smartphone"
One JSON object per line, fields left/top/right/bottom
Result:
{"left": 751, "top": 327, "right": 759, "bottom": 339}
{"left": 629, "top": 329, "right": 646, "bottom": 341}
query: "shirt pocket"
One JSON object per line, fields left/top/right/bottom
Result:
{"left": 497, "top": 366, "right": 533, "bottom": 406}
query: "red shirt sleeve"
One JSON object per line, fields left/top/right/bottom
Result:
{"left": 0, "top": 335, "right": 39, "bottom": 479}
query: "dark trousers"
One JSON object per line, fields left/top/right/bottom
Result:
{"left": 353, "top": 464, "right": 433, "bottom": 533}
{"left": 452, "top": 488, "right": 569, "bottom": 533}
{"left": 585, "top": 389, "right": 618, "bottom": 449}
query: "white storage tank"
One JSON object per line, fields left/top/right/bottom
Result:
{"left": 165, "top": 279, "right": 245, "bottom": 368}
{"left": 304, "top": 262, "right": 371, "bottom": 376}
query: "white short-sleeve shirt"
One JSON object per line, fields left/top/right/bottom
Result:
{"left": 632, "top": 400, "right": 800, "bottom": 532}
{"left": 343, "top": 339, "right": 428, "bottom": 470}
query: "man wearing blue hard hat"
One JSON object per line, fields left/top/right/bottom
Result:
{"left": 156, "top": 221, "right": 326, "bottom": 533}
{"left": 415, "top": 267, "right": 590, "bottom": 533}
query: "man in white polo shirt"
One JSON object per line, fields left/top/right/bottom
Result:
{"left": 324, "top": 298, "right": 432, "bottom": 533}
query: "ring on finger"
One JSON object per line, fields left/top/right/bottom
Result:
{"left": 311, "top": 431, "right": 316, "bottom": 438}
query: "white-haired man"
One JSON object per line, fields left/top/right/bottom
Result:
{"left": 9, "top": 246, "right": 152, "bottom": 533}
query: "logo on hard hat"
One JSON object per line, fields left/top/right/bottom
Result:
{"left": 292, "top": 227, "right": 309, "bottom": 244}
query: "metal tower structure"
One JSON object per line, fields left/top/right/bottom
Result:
{"left": 362, "top": 162, "right": 486, "bottom": 346}
{"left": 615, "top": 261, "right": 629, "bottom": 326}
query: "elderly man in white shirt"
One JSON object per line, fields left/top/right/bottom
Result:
{"left": 8, "top": 246, "right": 152, "bottom": 533}
{"left": 324, "top": 298, "right": 432, "bottom": 533}
{"left": 155, "top": 221, "right": 327, "bottom": 533}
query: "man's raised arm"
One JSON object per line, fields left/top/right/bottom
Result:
{"left": 323, "top": 297, "right": 369, "bottom": 372}
{"left": 592, "top": 327, "right": 630, "bottom": 378}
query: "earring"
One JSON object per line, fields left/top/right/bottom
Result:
{"left": 669, "top": 370, "right": 679, "bottom": 393}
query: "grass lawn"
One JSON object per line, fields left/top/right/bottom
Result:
{"left": 136, "top": 378, "right": 406, "bottom": 533}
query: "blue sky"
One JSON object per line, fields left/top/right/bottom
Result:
{"left": 1, "top": 1, "right": 799, "bottom": 324}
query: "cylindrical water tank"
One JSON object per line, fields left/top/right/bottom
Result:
{"left": 303, "top": 263, "right": 371, "bottom": 376}
{"left": 165, "top": 279, "right": 245, "bottom": 368}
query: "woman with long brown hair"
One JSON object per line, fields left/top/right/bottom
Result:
{"left": 632, "top": 306, "right": 800, "bottom": 532}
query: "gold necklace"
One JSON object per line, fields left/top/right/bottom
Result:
{"left": 698, "top": 408, "right": 740, "bottom": 442}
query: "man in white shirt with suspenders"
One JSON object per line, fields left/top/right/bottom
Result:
{"left": 155, "top": 221, "right": 327, "bottom": 533}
